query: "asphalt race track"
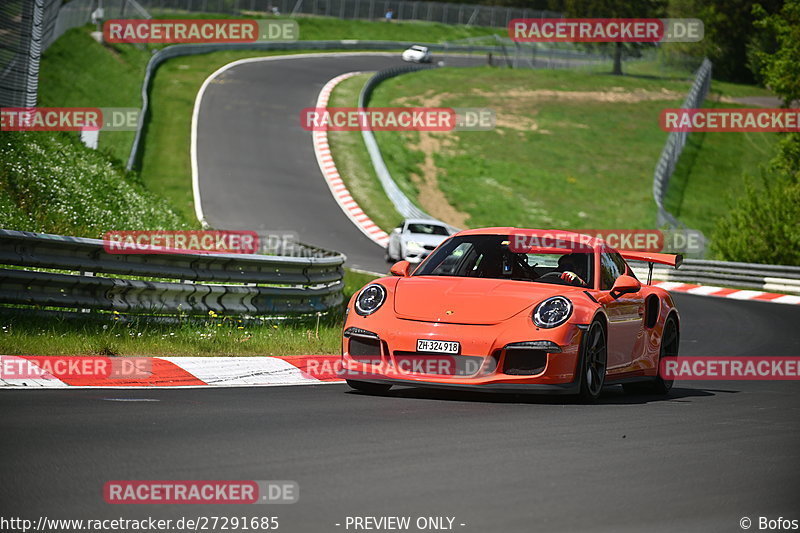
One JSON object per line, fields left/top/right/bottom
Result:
{"left": 195, "top": 53, "right": 483, "bottom": 272}
{"left": 2, "top": 54, "right": 799, "bottom": 533}
{"left": 2, "top": 294, "right": 800, "bottom": 533}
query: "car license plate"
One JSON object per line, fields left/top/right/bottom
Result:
{"left": 416, "top": 339, "right": 460, "bottom": 354}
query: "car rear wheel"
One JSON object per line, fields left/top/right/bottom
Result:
{"left": 578, "top": 321, "right": 607, "bottom": 402}
{"left": 346, "top": 380, "right": 392, "bottom": 394}
{"left": 623, "top": 315, "right": 678, "bottom": 395}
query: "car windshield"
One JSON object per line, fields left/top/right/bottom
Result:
{"left": 410, "top": 46, "right": 426, "bottom": 51}
{"left": 407, "top": 223, "right": 449, "bottom": 236}
{"left": 413, "top": 234, "right": 595, "bottom": 286}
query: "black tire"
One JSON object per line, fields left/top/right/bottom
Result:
{"left": 623, "top": 315, "right": 679, "bottom": 395}
{"left": 346, "top": 380, "right": 392, "bottom": 394}
{"left": 577, "top": 321, "right": 607, "bottom": 402}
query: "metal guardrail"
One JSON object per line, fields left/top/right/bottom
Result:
{"left": 653, "top": 58, "right": 712, "bottom": 229}
{"left": 630, "top": 258, "right": 800, "bottom": 295}
{"left": 0, "top": 230, "right": 345, "bottom": 316}
{"left": 358, "top": 65, "right": 435, "bottom": 221}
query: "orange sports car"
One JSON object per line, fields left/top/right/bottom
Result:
{"left": 341, "top": 228, "right": 682, "bottom": 401}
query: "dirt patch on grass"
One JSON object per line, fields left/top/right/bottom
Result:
{"left": 407, "top": 132, "right": 471, "bottom": 228}
{"left": 393, "top": 90, "right": 454, "bottom": 107}
{"left": 495, "top": 112, "right": 551, "bottom": 134}
{"left": 471, "top": 87, "right": 683, "bottom": 103}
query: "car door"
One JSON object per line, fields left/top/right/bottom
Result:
{"left": 599, "top": 251, "right": 645, "bottom": 373}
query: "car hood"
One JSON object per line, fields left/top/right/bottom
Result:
{"left": 403, "top": 233, "right": 448, "bottom": 247}
{"left": 393, "top": 276, "right": 580, "bottom": 324}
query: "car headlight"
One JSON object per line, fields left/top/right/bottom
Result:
{"left": 355, "top": 284, "right": 387, "bottom": 316}
{"left": 406, "top": 241, "right": 424, "bottom": 250}
{"left": 532, "top": 296, "right": 573, "bottom": 328}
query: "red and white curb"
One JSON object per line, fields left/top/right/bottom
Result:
{"left": 312, "top": 72, "right": 390, "bottom": 248}
{"left": 0, "top": 355, "right": 344, "bottom": 389}
{"left": 653, "top": 282, "right": 800, "bottom": 305}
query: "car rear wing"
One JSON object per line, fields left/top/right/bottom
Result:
{"left": 619, "top": 251, "right": 682, "bottom": 285}
{"left": 619, "top": 251, "right": 682, "bottom": 268}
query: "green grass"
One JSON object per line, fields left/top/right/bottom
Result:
{"left": 0, "top": 131, "right": 190, "bottom": 237}
{"left": 38, "top": 27, "right": 152, "bottom": 165}
{"left": 662, "top": 100, "right": 780, "bottom": 238}
{"left": 0, "top": 268, "right": 376, "bottom": 356}
{"left": 152, "top": 11, "right": 504, "bottom": 42}
{"left": 341, "top": 66, "right": 781, "bottom": 245}
{"left": 368, "top": 67, "right": 691, "bottom": 230}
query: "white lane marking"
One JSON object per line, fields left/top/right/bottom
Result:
{"left": 161, "top": 357, "right": 321, "bottom": 386}
{"left": 102, "top": 398, "right": 160, "bottom": 402}
{"left": 191, "top": 52, "right": 395, "bottom": 228}
{"left": 686, "top": 285, "right": 724, "bottom": 295}
{"left": 726, "top": 289, "right": 765, "bottom": 300}
{"left": 654, "top": 281, "right": 687, "bottom": 291}
{"left": 656, "top": 282, "right": 800, "bottom": 305}
{"left": 772, "top": 295, "right": 800, "bottom": 305}
{"left": 0, "top": 383, "right": 344, "bottom": 390}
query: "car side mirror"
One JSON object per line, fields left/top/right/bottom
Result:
{"left": 611, "top": 275, "right": 641, "bottom": 297}
{"left": 390, "top": 260, "right": 411, "bottom": 277}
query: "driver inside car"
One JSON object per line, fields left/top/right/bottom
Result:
{"left": 557, "top": 253, "right": 589, "bottom": 286}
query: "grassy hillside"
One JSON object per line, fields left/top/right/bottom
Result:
{"left": 37, "top": 19, "right": 501, "bottom": 223}
{"left": 0, "top": 131, "right": 188, "bottom": 236}
{"left": 334, "top": 66, "right": 780, "bottom": 245}
{"left": 38, "top": 28, "right": 151, "bottom": 164}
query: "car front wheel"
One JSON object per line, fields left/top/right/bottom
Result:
{"left": 578, "top": 321, "right": 607, "bottom": 402}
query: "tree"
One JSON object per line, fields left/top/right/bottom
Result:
{"left": 712, "top": 0, "right": 800, "bottom": 265}
{"left": 663, "top": 0, "right": 783, "bottom": 83}
{"left": 564, "top": 0, "right": 667, "bottom": 75}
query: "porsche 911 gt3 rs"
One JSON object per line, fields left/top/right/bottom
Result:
{"left": 342, "top": 228, "right": 681, "bottom": 401}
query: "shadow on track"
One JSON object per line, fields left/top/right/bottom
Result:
{"left": 345, "top": 384, "right": 731, "bottom": 405}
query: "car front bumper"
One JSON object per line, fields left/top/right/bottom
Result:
{"left": 341, "top": 314, "right": 586, "bottom": 390}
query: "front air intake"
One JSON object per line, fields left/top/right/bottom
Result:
{"left": 503, "top": 349, "right": 547, "bottom": 375}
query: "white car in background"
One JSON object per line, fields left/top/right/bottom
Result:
{"left": 401, "top": 45, "right": 432, "bottom": 63}
{"left": 386, "top": 219, "right": 452, "bottom": 263}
